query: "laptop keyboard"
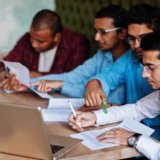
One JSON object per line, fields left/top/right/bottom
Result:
{"left": 50, "top": 145, "right": 64, "bottom": 154}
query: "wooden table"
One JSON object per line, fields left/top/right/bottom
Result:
{"left": 0, "top": 89, "right": 141, "bottom": 160}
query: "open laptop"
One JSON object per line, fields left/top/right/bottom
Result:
{"left": 0, "top": 103, "right": 82, "bottom": 160}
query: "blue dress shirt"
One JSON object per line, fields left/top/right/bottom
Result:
{"left": 31, "top": 50, "right": 127, "bottom": 104}
{"left": 91, "top": 50, "right": 153, "bottom": 103}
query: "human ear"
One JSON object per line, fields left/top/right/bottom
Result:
{"left": 118, "top": 28, "right": 127, "bottom": 40}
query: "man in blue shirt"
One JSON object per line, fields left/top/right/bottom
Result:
{"left": 84, "top": 4, "right": 160, "bottom": 139}
{"left": 85, "top": 4, "right": 159, "bottom": 106}
{"left": 6, "top": 5, "right": 129, "bottom": 105}
{"left": 69, "top": 34, "right": 160, "bottom": 159}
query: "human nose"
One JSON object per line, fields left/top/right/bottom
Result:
{"left": 94, "top": 32, "right": 101, "bottom": 41}
{"left": 142, "top": 68, "right": 151, "bottom": 78}
{"left": 31, "top": 40, "right": 39, "bottom": 48}
{"left": 134, "top": 38, "right": 141, "bottom": 48}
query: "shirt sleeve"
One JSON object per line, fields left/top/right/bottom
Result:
{"left": 94, "top": 91, "right": 160, "bottom": 125}
{"left": 136, "top": 136, "right": 160, "bottom": 160}
{"left": 61, "top": 82, "right": 85, "bottom": 97}
{"left": 31, "top": 52, "right": 101, "bottom": 88}
{"left": 89, "top": 51, "right": 130, "bottom": 96}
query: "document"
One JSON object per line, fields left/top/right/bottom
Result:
{"left": 31, "top": 88, "right": 53, "bottom": 99}
{"left": 2, "top": 60, "right": 30, "bottom": 87}
{"left": 48, "top": 98, "right": 84, "bottom": 108}
{"left": 70, "top": 118, "right": 155, "bottom": 150}
{"left": 119, "top": 118, "right": 155, "bottom": 137}
{"left": 1, "top": 60, "right": 52, "bottom": 99}
{"left": 42, "top": 98, "right": 84, "bottom": 121}
{"left": 71, "top": 126, "right": 119, "bottom": 150}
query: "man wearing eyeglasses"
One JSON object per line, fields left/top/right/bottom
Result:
{"left": 69, "top": 33, "right": 160, "bottom": 159}
{"left": 5, "top": 5, "right": 130, "bottom": 106}
{"left": 84, "top": 4, "right": 160, "bottom": 139}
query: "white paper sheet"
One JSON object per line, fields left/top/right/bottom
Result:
{"left": 42, "top": 98, "right": 84, "bottom": 121}
{"left": 42, "top": 108, "right": 71, "bottom": 122}
{"left": 30, "top": 88, "right": 53, "bottom": 99}
{"left": 2, "top": 60, "right": 30, "bottom": 87}
{"left": 71, "top": 126, "right": 119, "bottom": 150}
{"left": 1, "top": 60, "right": 52, "bottom": 99}
{"left": 48, "top": 98, "right": 84, "bottom": 108}
{"left": 119, "top": 118, "right": 155, "bottom": 137}
{"left": 70, "top": 118, "right": 155, "bottom": 150}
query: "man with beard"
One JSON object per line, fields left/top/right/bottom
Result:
{"left": 5, "top": 5, "right": 129, "bottom": 106}
{"left": 0, "top": 9, "right": 90, "bottom": 79}
{"left": 84, "top": 4, "right": 160, "bottom": 139}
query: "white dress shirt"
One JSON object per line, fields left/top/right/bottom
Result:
{"left": 136, "top": 136, "right": 160, "bottom": 160}
{"left": 94, "top": 90, "right": 160, "bottom": 159}
{"left": 38, "top": 47, "right": 57, "bottom": 72}
{"left": 94, "top": 90, "right": 160, "bottom": 125}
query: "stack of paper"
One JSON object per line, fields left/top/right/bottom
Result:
{"left": 42, "top": 98, "right": 84, "bottom": 121}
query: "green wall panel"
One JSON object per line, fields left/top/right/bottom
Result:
{"left": 56, "top": 0, "right": 160, "bottom": 55}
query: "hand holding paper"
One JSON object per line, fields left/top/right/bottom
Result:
{"left": 1, "top": 60, "right": 30, "bottom": 87}
{"left": 2, "top": 74, "right": 28, "bottom": 91}
{"left": 1, "top": 60, "right": 52, "bottom": 99}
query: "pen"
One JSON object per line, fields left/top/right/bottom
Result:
{"left": 101, "top": 100, "right": 108, "bottom": 113}
{"left": 68, "top": 100, "right": 81, "bottom": 128}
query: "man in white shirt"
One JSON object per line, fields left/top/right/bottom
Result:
{"left": 68, "top": 33, "right": 160, "bottom": 159}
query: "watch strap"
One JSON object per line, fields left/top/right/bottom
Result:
{"left": 128, "top": 133, "right": 141, "bottom": 147}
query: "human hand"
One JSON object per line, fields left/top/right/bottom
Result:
{"left": 31, "top": 80, "right": 63, "bottom": 93}
{"left": 97, "top": 128, "right": 134, "bottom": 145}
{"left": 68, "top": 111, "right": 97, "bottom": 132}
{"left": 0, "top": 71, "right": 10, "bottom": 82}
{"left": 85, "top": 80, "right": 107, "bottom": 107}
{"left": 2, "top": 73, "right": 28, "bottom": 91}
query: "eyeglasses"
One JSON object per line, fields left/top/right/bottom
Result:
{"left": 127, "top": 33, "right": 149, "bottom": 45}
{"left": 94, "top": 27, "right": 121, "bottom": 36}
{"left": 140, "top": 63, "right": 160, "bottom": 73}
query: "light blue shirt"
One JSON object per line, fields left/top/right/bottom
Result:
{"left": 91, "top": 50, "right": 153, "bottom": 103}
{"left": 31, "top": 50, "right": 127, "bottom": 104}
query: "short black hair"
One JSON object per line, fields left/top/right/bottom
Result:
{"left": 95, "top": 5, "right": 127, "bottom": 29}
{"left": 141, "top": 33, "right": 160, "bottom": 59}
{"left": 31, "top": 9, "right": 62, "bottom": 35}
{"left": 127, "top": 3, "right": 160, "bottom": 32}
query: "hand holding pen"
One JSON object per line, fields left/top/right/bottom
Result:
{"left": 68, "top": 109, "right": 97, "bottom": 132}
{"left": 68, "top": 100, "right": 81, "bottom": 128}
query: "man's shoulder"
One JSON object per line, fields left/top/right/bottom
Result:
{"left": 143, "top": 90, "right": 160, "bottom": 99}
{"left": 17, "top": 32, "right": 30, "bottom": 44}
{"left": 118, "top": 49, "right": 134, "bottom": 62}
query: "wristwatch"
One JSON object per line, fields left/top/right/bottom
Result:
{"left": 127, "top": 133, "right": 141, "bottom": 147}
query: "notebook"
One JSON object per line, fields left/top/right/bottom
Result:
{"left": 0, "top": 103, "right": 81, "bottom": 160}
